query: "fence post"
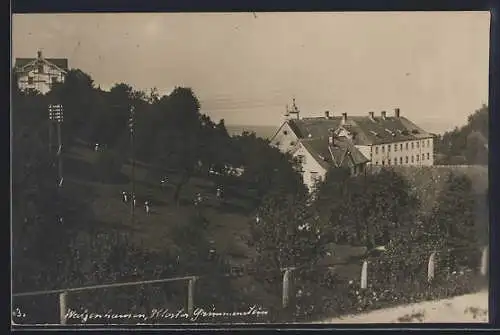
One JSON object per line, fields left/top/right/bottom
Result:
{"left": 360, "top": 260, "right": 368, "bottom": 289}
{"left": 59, "top": 291, "right": 68, "bottom": 325}
{"left": 480, "top": 245, "right": 488, "bottom": 276}
{"left": 282, "top": 268, "right": 294, "bottom": 309}
{"left": 428, "top": 252, "right": 436, "bottom": 282}
{"left": 187, "top": 277, "right": 196, "bottom": 316}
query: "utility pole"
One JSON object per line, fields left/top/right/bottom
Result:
{"left": 49, "top": 104, "right": 64, "bottom": 188}
{"left": 128, "top": 105, "right": 136, "bottom": 224}
{"left": 49, "top": 104, "right": 64, "bottom": 229}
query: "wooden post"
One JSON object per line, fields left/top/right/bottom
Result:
{"left": 428, "top": 252, "right": 436, "bottom": 282}
{"left": 282, "top": 268, "right": 294, "bottom": 308}
{"left": 481, "top": 246, "right": 488, "bottom": 276}
{"left": 360, "top": 261, "right": 368, "bottom": 289}
{"left": 187, "top": 277, "right": 196, "bottom": 316}
{"left": 59, "top": 291, "right": 68, "bottom": 325}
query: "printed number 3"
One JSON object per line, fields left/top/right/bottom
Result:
{"left": 12, "top": 308, "right": 26, "bottom": 318}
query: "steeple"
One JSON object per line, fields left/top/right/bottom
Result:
{"left": 288, "top": 98, "right": 300, "bottom": 120}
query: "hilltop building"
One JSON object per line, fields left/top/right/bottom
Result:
{"left": 270, "top": 99, "right": 435, "bottom": 191}
{"left": 14, "top": 50, "right": 69, "bottom": 94}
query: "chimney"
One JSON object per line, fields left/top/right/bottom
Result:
{"left": 368, "top": 111, "right": 375, "bottom": 120}
{"left": 325, "top": 110, "right": 330, "bottom": 119}
{"left": 394, "top": 108, "right": 400, "bottom": 118}
{"left": 381, "top": 111, "right": 387, "bottom": 120}
{"left": 37, "top": 50, "right": 42, "bottom": 59}
{"left": 341, "top": 112, "right": 347, "bottom": 125}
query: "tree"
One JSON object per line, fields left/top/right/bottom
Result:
{"left": 232, "top": 132, "right": 307, "bottom": 205}
{"left": 247, "top": 194, "right": 324, "bottom": 297}
{"left": 434, "top": 105, "right": 488, "bottom": 165}
{"left": 151, "top": 87, "right": 203, "bottom": 204}
{"left": 314, "top": 168, "right": 419, "bottom": 249}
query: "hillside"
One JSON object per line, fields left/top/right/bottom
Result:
{"left": 370, "top": 165, "right": 488, "bottom": 244}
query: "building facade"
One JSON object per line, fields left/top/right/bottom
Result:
{"left": 14, "top": 50, "right": 69, "bottom": 94}
{"left": 270, "top": 102, "right": 435, "bottom": 191}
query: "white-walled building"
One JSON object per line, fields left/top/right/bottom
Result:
{"left": 14, "top": 50, "right": 68, "bottom": 94}
{"left": 270, "top": 101, "right": 435, "bottom": 191}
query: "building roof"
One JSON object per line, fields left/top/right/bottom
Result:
{"left": 300, "top": 136, "right": 369, "bottom": 170}
{"left": 15, "top": 57, "right": 69, "bottom": 71}
{"left": 287, "top": 114, "right": 432, "bottom": 145}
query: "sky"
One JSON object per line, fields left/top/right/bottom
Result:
{"left": 12, "top": 12, "right": 490, "bottom": 134}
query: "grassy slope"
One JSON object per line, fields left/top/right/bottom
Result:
{"left": 64, "top": 141, "right": 255, "bottom": 263}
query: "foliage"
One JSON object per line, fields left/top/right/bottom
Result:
{"left": 314, "top": 168, "right": 420, "bottom": 249}
{"left": 231, "top": 132, "right": 307, "bottom": 206}
{"left": 434, "top": 105, "right": 488, "bottom": 165}
{"left": 246, "top": 193, "right": 324, "bottom": 310}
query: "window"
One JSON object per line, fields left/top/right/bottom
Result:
{"left": 27, "top": 77, "right": 33, "bottom": 84}
{"left": 283, "top": 130, "right": 288, "bottom": 135}
{"left": 375, "top": 146, "right": 379, "bottom": 154}
{"left": 51, "top": 76, "right": 58, "bottom": 83}
{"left": 382, "top": 146, "right": 385, "bottom": 153}
{"left": 416, "top": 155, "right": 419, "bottom": 161}
{"left": 382, "top": 160, "right": 385, "bottom": 165}
{"left": 399, "top": 157, "right": 403, "bottom": 165}
{"left": 405, "top": 143, "right": 409, "bottom": 150}
{"left": 310, "top": 171, "right": 319, "bottom": 183}
{"left": 411, "top": 142, "right": 414, "bottom": 149}
{"left": 297, "top": 155, "right": 305, "bottom": 164}
{"left": 416, "top": 141, "right": 420, "bottom": 149}
{"left": 422, "top": 153, "right": 425, "bottom": 160}
{"left": 405, "top": 156, "right": 409, "bottom": 163}
{"left": 411, "top": 156, "right": 414, "bottom": 163}
{"left": 388, "top": 159, "right": 391, "bottom": 165}
{"left": 394, "top": 144, "right": 398, "bottom": 152}
{"left": 375, "top": 161, "right": 379, "bottom": 165}
{"left": 400, "top": 143, "right": 403, "bottom": 151}
{"left": 388, "top": 145, "right": 391, "bottom": 152}
{"left": 427, "top": 139, "right": 430, "bottom": 147}
{"left": 427, "top": 152, "right": 430, "bottom": 160}
{"left": 38, "top": 64, "right": 44, "bottom": 73}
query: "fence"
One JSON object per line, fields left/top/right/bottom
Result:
{"left": 286, "top": 245, "right": 489, "bottom": 320}
{"left": 12, "top": 245, "right": 488, "bottom": 325}
{"left": 12, "top": 276, "right": 197, "bottom": 325}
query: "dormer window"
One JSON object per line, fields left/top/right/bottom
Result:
{"left": 411, "top": 129, "right": 419, "bottom": 134}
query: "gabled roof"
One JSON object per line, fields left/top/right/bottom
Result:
{"left": 287, "top": 115, "right": 432, "bottom": 145}
{"left": 15, "top": 57, "right": 69, "bottom": 71}
{"left": 300, "top": 136, "right": 369, "bottom": 170}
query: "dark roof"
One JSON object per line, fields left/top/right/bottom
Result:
{"left": 288, "top": 114, "right": 432, "bottom": 145}
{"left": 15, "top": 57, "right": 69, "bottom": 71}
{"left": 301, "top": 136, "right": 369, "bottom": 170}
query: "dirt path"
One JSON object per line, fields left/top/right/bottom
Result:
{"left": 315, "top": 290, "right": 488, "bottom": 323}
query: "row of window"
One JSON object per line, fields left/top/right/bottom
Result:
{"left": 374, "top": 139, "right": 431, "bottom": 155}
{"left": 26, "top": 76, "right": 60, "bottom": 85}
{"left": 374, "top": 152, "right": 431, "bottom": 166}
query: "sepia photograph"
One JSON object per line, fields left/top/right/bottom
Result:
{"left": 11, "top": 11, "right": 490, "bottom": 326}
